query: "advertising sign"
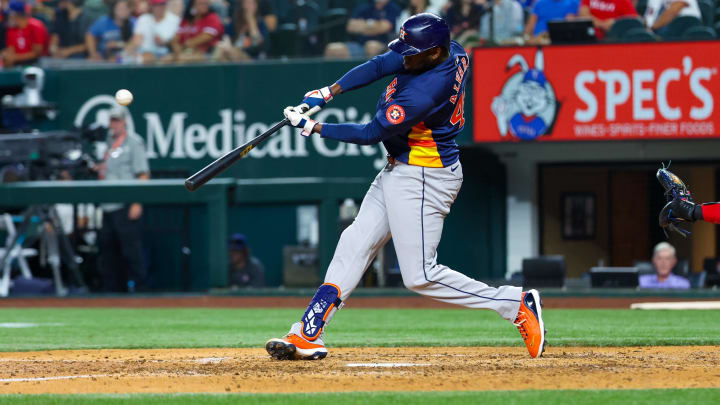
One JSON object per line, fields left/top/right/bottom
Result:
{"left": 473, "top": 42, "right": 719, "bottom": 142}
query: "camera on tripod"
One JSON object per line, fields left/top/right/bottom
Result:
{"left": 0, "top": 67, "right": 110, "bottom": 181}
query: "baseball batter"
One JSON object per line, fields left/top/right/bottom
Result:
{"left": 267, "top": 14, "right": 546, "bottom": 360}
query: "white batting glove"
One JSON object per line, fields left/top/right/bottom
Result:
{"left": 297, "top": 86, "right": 332, "bottom": 112}
{"left": 284, "top": 106, "right": 317, "bottom": 136}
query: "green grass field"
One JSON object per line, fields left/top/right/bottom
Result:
{"left": 0, "top": 307, "right": 719, "bottom": 351}
{"left": 1, "top": 389, "right": 719, "bottom": 405}
{"left": 1, "top": 307, "right": 719, "bottom": 403}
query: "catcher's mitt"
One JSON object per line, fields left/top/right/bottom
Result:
{"left": 657, "top": 164, "right": 695, "bottom": 238}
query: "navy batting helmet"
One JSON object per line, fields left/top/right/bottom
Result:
{"left": 389, "top": 13, "right": 450, "bottom": 56}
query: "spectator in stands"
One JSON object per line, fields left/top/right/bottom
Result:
{"left": 578, "top": 0, "right": 638, "bottom": 40}
{"left": 3, "top": 0, "right": 49, "bottom": 67}
{"left": 167, "top": 0, "right": 223, "bottom": 62}
{"left": 126, "top": 0, "right": 179, "bottom": 63}
{"left": 214, "top": 0, "right": 268, "bottom": 61}
{"left": 85, "top": 0, "right": 134, "bottom": 61}
{"left": 130, "top": 0, "right": 149, "bottom": 18}
{"left": 479, "top": 0, "right": 524, "bottom": 44}
{"left": 397, "top": 0, "right": 431, "bottom": 31}
{"left": 227, "top": 233, "right": 265, "bottom": 288}
{"left": 644, "top": 0, "right": 701, "bottom": 33}
{"left": 524, "top": 0, "right": 579, "bottom": 45}
{"left": 639, "top": 242, "right": 691, "bottom": 289}
{"left": 325, "top": 0, "right": 402, "bottom": 59}
{"left": 96, "top": 107, "right": 150, "bottom": 293}
{"left": 50, "top": 0, "right": 92, "bottom": 59}
{"left": 444, "top": 0, "right": 487, "bottom": 48}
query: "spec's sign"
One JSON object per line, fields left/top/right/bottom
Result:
{"left": 473, "top": 42, "right": 718, "bottom": 142}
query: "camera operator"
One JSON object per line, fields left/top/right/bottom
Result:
{"left": 96, "top": 107, "right": 149, "bottom": 293}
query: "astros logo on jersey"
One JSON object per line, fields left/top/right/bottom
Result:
{"left": 386, "top": 105, "right": 405, "bottom": 124}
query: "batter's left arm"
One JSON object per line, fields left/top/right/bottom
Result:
{"left": 315, "top": 95, "right": 434, "bottom": 144}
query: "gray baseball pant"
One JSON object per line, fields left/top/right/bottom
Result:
{"left": 323, "top": 160, "right": 522, "bottom": 322}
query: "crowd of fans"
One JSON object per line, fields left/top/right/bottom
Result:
{"left": 0, "top": 0, "right": 716, "bottom": 65}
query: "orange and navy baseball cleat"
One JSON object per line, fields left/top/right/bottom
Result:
{"left": 265, "top": 323, "right": 328, "bottom": 360}
{"left": 514, "top": 289, "right": 546, "bottom": 358}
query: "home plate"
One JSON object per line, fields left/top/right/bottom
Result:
{"left": 630, "top": 301, "right": 720, "bottom": 310}
{"left": 345, "top": 363, "right": 431, "bottom": 368}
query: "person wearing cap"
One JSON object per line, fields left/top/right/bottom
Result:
{"left": 96, "top": 107, "right": 150, "bottom": 292}
{"left": 50, "top": 0, "right": 93, "bottom": 59}
{"left": 269, "top": 13, "right": 546, "bottom": 361}
{"left": 227, "top": 233, "right": 266, "bottom": 288}
{"left": 3, "top": 0, "right": 49, "bottom": 67}
{"left": 126, "top": 0, "right": 179, "bottom": 63}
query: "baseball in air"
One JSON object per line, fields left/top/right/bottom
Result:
{"left": 115, "top": 89, "right": 133, "bottom": 106}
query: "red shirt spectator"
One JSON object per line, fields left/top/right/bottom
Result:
{"left": 4, "top": 0, "right": 49, "bottom": 67}
{"left": 579, "top": 0, "right": 638, "bottom": 39}
{"left": 175, "top": 0, "right": 223, "bottom": 54}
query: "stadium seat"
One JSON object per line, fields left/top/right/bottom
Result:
{"left": 633, "top": 261, "right": 655, "bottom": 275}
{"left": 682, "top": 25, "right": 718, "bottom": 39}
{"left": 522, "top": 255, "right": 566, "bottom": 288}
{"left": 269, "top": 23, "right": 304, "bottom": 58}
{"left": 672, "top": 258, "right": 690, "bottom": 278}
{"left": 320, "top": 8, "right": 349, "bottom": 44}
{"left": 606, "top": 17, "right": 645, "bottom": 41}
{"left": 660, "top": 15, "right": 703, "bottom": 40}
{"left": 621, "top": 27, "right": 660, "bottom": 42}
{"left": 698, "top": 0, "right": 715, "bottom": 26}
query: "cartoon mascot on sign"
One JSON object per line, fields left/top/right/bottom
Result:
{"left": 491, "top": 49, "right": 558, "bottom": 141}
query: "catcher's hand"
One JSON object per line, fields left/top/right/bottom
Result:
{"left": 657, "top": 165, "right": 696, "bottom": 238}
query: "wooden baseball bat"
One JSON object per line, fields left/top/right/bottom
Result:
{"left": 184, "top": 107, "right": 318, "bottom": 191}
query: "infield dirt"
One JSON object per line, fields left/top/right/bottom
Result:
{"left": 1, "top": 346, "right": 719, "bottom": 394}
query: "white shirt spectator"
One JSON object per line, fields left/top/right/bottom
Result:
{"left": 134, "top": 11, "right": 181, "bottom": 56}
{"left": 644, "top": 0, "right": 701, "bottom": 28}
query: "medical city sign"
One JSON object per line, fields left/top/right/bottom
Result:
{"left": 473, "top": 41, "right": 719, "bottom": 142}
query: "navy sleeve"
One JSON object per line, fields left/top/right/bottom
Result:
{"left": 321, "top": 120, "right": 387, "bottom": 145}
{"left": 321, "top": 90, "right": 434, "bottom": 145}
{"left": 335, "top": 51, "right": 405, "bottom": 92}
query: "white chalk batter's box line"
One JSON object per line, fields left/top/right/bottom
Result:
{"left": 0, "top": 357, "right": 232, "bottom": 363}
{"left": 0, "top": 374, "right": 111, "bottom": 383}
{"left": 0, "top": 372, "right": 238, "bottom": 383}
{"left": 345, "top": 363, "right": 431, "bottom": 368}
